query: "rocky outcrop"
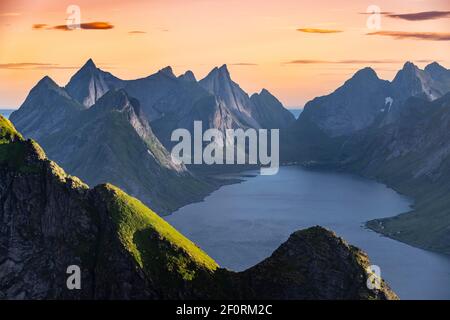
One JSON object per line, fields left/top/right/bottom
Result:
{"left": 0, "top": 116, "right": 397, "bottom": 299}
{"left": 235, "top": 226, "right": 397, "bottom": 300}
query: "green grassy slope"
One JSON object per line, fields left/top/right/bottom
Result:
{"left": 99, "top": 183, "right": 218, "bottom": 274}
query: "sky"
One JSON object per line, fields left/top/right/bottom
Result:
{"left": 0, "top": 0, "right": 449, "bottom": 108}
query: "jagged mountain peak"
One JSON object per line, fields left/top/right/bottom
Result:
{"left": 393, "top": 61, "right": 421, "bottom": 81}
{"left": 158, "top": 66, "right": 176, "bottom": 78}
{"left": 350, "top": 67, "right": 379, "bottom": 82}
{"left": 36, "top": 75, "right": 58, "bottom": 87}
{"left": 65, "top": 59, "right": 122, "bottom": 108}
{"left": 178, "top": 70, "right": 197, "bottom": 82}
{"left": 218, "top": 63, "right": 229, "bottom": 73}
{"left": 337, "top": 67, "right": 382, "bottom": 92}
{"left": 425, "top": 62, "right": 450, "bottom": 81}
{"left": 425, "top": 61, "right": 446, "bottom": 72}
{"left": 91, "top": 88, "right": 135, "bottom": 112}
{"left": 203, "top": 64, "right": 231, "bottom": 81}
{"left": 31, "top": 76, "right": 72, "bottom": 99}
{"left": 390, "top": 60, "right": 444, "bottom": 101}
{"left": 72, "top": 58, "right": 100, "bottom": 78}
{"left": 250, "top": 88, "right": 295, "bottom": 129}
{"left": 258, "top": 88, "right": 273, "bottom": 96}
{"left": 251, "top": 88, "right": 275, "bottom": 100}
{"left": 82, "top": 58, "right": 97, "bottom": 70}
{"left": 402, "top": 61, "right": 419, "bottom": 70}
{"left": 198, "top": 64, "right": 261, "bottom": 127}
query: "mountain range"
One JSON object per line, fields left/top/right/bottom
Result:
{"left": 284, "top": 61, "right": 450, "bottom": 255}
{"left": 62, "top": 59, "right": 294, "bottom": 148}
{"left": 7, "top": 58, "right": 450, "bottom": 281}
{"left": 0, "top": 116, "right": 396, "bottom": 299}
{"left": 10, "top": 59, "right": 294, "bottom": 213}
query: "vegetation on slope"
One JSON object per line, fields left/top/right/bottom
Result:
{"left": 95, "top": 184, "right": 218, "bottom": 282}
{"left": 0, "top": 115, "right": 23, "bottom": 144}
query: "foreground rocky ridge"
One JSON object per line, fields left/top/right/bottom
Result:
{"left": 0, "top": 116, "right": 396, "bottom": 299}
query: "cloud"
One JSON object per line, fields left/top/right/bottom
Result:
{"left": 230, "top": 63, "right": 258, "bottom": 66}
{"left": 386, "top": 11, "right": 450, "bottom": 21}
{"left": 367, "top": 31, "right": 450, "bottom": 41}
{"left": 297, "top": 28, "right": 343, "bottom": 34}
{"left": 32, "top": 24, "right": 48, "bottom": 29}
{"left": 359, "top": 12, "right": 393, "bottom": 15}
{"left": 285, "top": 59, "right": 328, "bottom": 64}
{"left": 33, "top": 21, "right": 114, "bottom": 31}
{"left": 284, "top": 59, "right": 436, "bottom": 65}
{"left": 128, "top": 30, "right": 147, "bottom": 34}
{"left": 0, "top": 12, "right": 21, "bottom": 17}
{"left": 0, "top": 63, "right": 77, "bottom": 70}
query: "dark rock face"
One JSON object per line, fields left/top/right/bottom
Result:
{"left": 0, "top": 117, "right": 397, "bottom": 300}
{"left": 294, "top": 67, "right": 391, "bottom": 138}
{"left": 236, "top": 227, "right": 396, "bottom": 300}
{"left": 65, "top": 59, "right": 123, "bottom": 108}
{"left": 9, "top": 76, "right": 83, "bottom": 141}
{"left": 178, "top": 70, "right": 197, "bottom": 82}
{"left": 199, "top": 65, "right": 261, "bottom": 128}
{"left": 250, "top": 89, "right": 295, "bottom": 129}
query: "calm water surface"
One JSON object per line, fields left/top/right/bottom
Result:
{"left": 166, "top": 166, "right": 450, "bottom": 299}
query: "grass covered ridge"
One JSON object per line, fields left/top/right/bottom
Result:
{"left": 0, "top": 115, "right": 23, "bottom": 144}
{"left": 0, "top": 115, "right": 37, "bottom": 172}
{"left": 97, "top": 184, "right": 218, "bottom": 283}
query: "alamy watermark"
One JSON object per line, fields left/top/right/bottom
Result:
{"left": 66, "top": 265, "right": 81, "bottom": 290}
{"left": 366, "top": 265, "right": 382, "bottom": 290}
{"left": 170, "top": 121, "right": 279, "bottom": 175}
{"left": 66, "top": 5, "right": 81, "bottom": 30}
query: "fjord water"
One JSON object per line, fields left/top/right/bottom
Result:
{"left": 166, "top": 166, "right": 450, "bottom": 299}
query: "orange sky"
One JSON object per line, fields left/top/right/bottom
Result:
{"left": 0, "top": 0, "right": 449, "bottom": 108}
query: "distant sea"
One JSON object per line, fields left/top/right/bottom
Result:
{"left": 289, "top": 108, "right": 303, "bottom": 119}
{"left": 0, "top": 109, "right": 15, "bottom": 119}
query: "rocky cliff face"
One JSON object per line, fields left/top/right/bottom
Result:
{"left": 0, "top": 116, "right": 397, "bottom": 299}
{"left": 285, "top": 62, "right": 450, "bottom": 162}
{"left": 199, "top": 64, "right": 261, "bottom": 129}
{"left": 235, "top": 227, "right": 397, "bottom": 300}
{"left": 297, "top": 67, "right": 391, "bottom": 138}
{"left": 65, "top": 59, "right": 123, "bottom": 108}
